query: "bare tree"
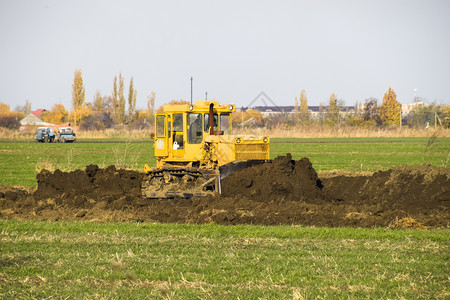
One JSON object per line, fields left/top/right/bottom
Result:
{"left": 147, "top": 91, "right": 156, "bottom": 122}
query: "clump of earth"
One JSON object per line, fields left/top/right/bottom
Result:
{"left": 0, "top": 154, "right": 448, "bottom": 228}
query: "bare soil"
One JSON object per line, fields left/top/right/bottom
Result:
{"left": 1, "top": 154, "right": 448, "bottom": 228}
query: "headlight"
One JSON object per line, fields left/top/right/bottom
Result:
{"left": 228, "top": 105, "right": 234, "bottom": 111}
{"left": 235, "top": 137, "right": 241, "bottom": 143}
{"left": 263, "top": 137, "right": 268, "bottom": 143}
{"left": 188, "top": 105, "right": 194, "bottom": 111}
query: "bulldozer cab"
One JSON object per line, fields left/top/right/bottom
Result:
{"left": 154, "top": 101, "right": 234, "bottom": 167}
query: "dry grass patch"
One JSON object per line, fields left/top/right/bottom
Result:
{"left": 388, "top": 217, "right": 429, "bottom": 229}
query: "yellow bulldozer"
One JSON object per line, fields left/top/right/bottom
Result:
{"left": 142, "top": 100, "right": 270, "bottom": 198}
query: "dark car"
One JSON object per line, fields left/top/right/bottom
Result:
{"left": 35, "top": 127, "right": 55, "bottom": 143}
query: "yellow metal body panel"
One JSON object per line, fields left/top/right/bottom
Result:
{"left": 205, "top": 135, "right": 270, "bottom": 166}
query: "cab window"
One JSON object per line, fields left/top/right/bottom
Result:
{"left": 168, "top": 118, "right": 171, "bottom": 138}
{"left": 204, "top": 113, "right": 218, "bottom": 132}
{"left": 220, "top": 113, "right": 230, "bottom": 134}
{"left": 173, "top": 114, "right": 183, "bottom": 131}
{"left": 187, "top": 113, "right": 203, "bottom": 144}
{"left": 173, "top": 113, "right": 184, "bottom": 149}
{"left": 156, "top": 115, "right": 166, "bottom": 138}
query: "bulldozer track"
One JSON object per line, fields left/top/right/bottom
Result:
{"left": 141, "top": 166, "right": 219, "bottom": 199}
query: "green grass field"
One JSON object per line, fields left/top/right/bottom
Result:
{"left": 1, "top": 220, "right": 448, "bottom": 299}
{"left": 1, "top": 137, "right": 449, "bottom": 186}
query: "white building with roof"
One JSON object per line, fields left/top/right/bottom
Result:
{"left": 19, "top": 113, "right": 54, "bottom": 126}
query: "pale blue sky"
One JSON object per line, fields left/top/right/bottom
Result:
{"left": 1, "top": 0, "right": 449, "bottom": 111}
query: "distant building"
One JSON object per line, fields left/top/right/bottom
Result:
{"left": 402, "top": 101, "right": 424, "bottom": 114}
{"left": 241, "top": 105, "right": 355, "bottom": 119}
{"left": 244, "top": 106, "right": 295, "bottom": 118}
{"left": 19, "top": 113, "right": 54, "bottom": 127}
{"left": 31, "top": 109, "right": 47, "bottom": 118}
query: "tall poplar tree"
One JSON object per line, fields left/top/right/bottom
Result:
{"left": 112, "top": 76, "right": 119, "bottom": 118}
{"left": 72, "top": 69, "right": 85, "bottom": 126}
{"left": 111, "top": 73, "right": 126, "bottom": 124}
{"left": 127, "top": 77, "right": 137, "bottom": 123}
{"left": 328, "top": 93, "right": 339, "bottom": 124}
{"left": 299, "top": 89, "right": 309, "bottom": 123}
{"left": 117, "top": 73, "right": 125, "bottom": 124}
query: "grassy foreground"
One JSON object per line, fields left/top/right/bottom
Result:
{"left": 0, "top": 220, "right": 448, "bottom": 299}
{"left": 1, "top": 137, "right": 449, "bottom": 186}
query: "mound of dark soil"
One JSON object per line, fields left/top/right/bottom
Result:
{"left": 34, "top": 165, "right": 143, "bottom": 199}
{"left": 0, "top": 155, "right": 448, "bottom": 228}
{"left": 222, "top": 154, "right": 326, "bottom": 204}
{"left": 320, "top": 165, "right": 449, "bottom": 228}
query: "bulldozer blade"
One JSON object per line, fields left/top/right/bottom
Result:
{"left": 219, "top": 159, "right": 267, "bottom": 180}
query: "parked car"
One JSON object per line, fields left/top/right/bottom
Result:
{"left": 55, "top": 127, "right": 76, "bottom": 143}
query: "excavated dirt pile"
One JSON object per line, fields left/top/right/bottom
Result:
{"left": 0, "top": 154, "right": 448, "bottom": 228}
{"left": 221, "top": 154, "right": 325, "bottom": 203}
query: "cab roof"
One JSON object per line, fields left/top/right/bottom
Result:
{"left": 162, "top": 101, "right": 235, "bottom": 113}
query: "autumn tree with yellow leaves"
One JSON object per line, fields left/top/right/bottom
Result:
{"left": 0, "top": 102, "right": 10, "bottom": 116}
{"left": 444, "top": 105, "right": 450, "bottom": 128}
{"left": 72, "top": 69, "right": 85, "bottom": 126}
{"left": 93, "top": 90, "right": 104, "bottom": 112}
{"left": 0, "top": 102, "right": 24, "bottom": 129}
{"left": 326, "top": 93, "right": 340, "bottom": 125}
{"left": 380, "top": 87, "right": 402, "bottom": 126}
{"left": 41, "top": 104, "right": 68, "bottom": 124}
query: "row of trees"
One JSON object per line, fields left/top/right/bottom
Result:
{"left": 1, "top": 70, "right": 449, "bottom": 130}
{"left": 70, "top": 69, "right": 155, "bottom": 130}
{"left": 235, "top": 88, "right": 449, "bottom": 129}
{"left": 0, "top": 69, "right": 158, "bottom": 130}
{"left": 293, "top": 88, "right": 448, "bottom": 128}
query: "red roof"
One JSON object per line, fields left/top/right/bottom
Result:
{"left": 32, "top": 109, "right": 46, "bottom": 118}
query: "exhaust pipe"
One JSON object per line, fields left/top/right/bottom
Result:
{"left": 209, "top": 103, "right": 215, "bottom": 135}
